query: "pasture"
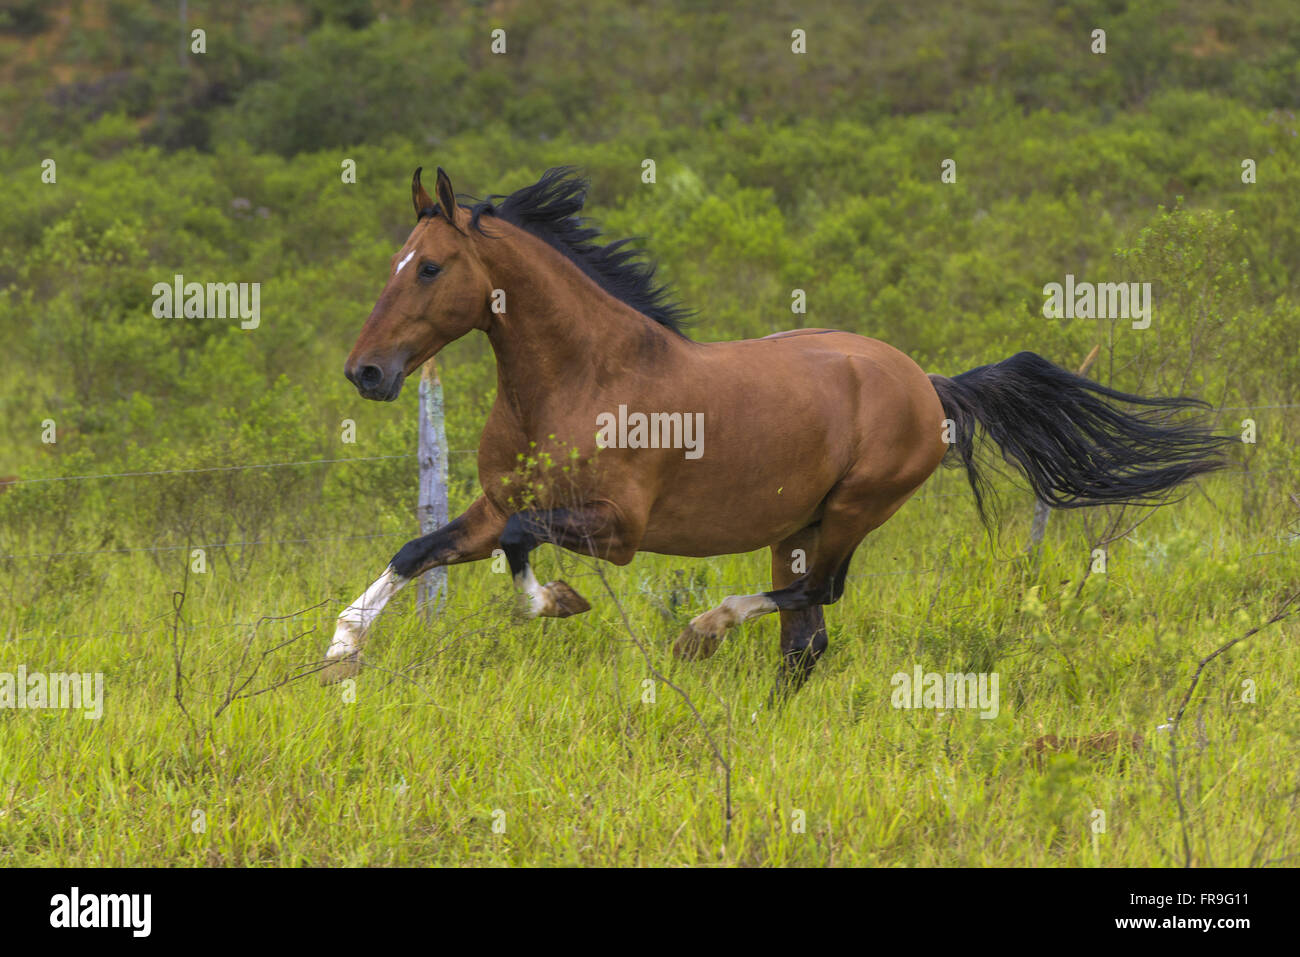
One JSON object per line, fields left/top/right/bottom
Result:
{"left": 2, "top": 456, "right": 1295, "bottom": 866}
{"left": 1, "top": 0, "right": 1298, "bottom": 868}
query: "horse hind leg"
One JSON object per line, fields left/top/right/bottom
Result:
{"left": 672, "top": 591, "right": 779, "bottom": 661}
{"left": 673, "top": 525, "right": 833, "bottom": 666}
{"left": 672, "top": 494, "right": 884, "bottom": 682}
{"left": 671, "top": 561, "right": 843, "bottom": 665}
{"left": 770, "top": 528, "right": 836, "bottom": 687}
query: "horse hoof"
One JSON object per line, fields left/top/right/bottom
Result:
{"left": 673, "top": 623, "right": 722, "bottom": 660}
{"left": 545, "top": 580, "right": 591, "bottom": 617}
{"left": 319, "top": 654, "right": 360, "bottom": 684}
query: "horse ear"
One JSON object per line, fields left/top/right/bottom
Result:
{"left": 435, "top": 167, "right": 460, "bottom": 226}
{"left": 412, "top": 167, "right": 435, "bottom": 219}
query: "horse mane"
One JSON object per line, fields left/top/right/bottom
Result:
{"left": 466, "top": 167, "right": 692, "bottom": 336}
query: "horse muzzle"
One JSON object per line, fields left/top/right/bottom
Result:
{"left": 345, "top": 359, "right": 405, "bottom": 401}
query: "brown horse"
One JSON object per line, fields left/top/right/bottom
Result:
{"left": 323, "top": 167, "right": 1228, "bottom": 686}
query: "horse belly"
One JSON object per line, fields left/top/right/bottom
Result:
{"left": 636, "top": 440, "right": 846, "bottom": 556}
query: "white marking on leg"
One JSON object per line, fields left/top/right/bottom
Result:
{"left": 722, "top": 593, "right": 778, "bottom": 626}
{"left": 691, "top": 593, "right": 778, "bottom": 636}
{"left": 514, "top": 564, "right": 555, "bottom": 618}
{"left": 394, "top": 249, "right": 416, "bottom": 275}
{"left": 327, "top": 566, "right": 407, "bottom": 659}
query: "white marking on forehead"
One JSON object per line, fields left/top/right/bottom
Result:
{"left": 394, "top": 249, "right": 416, "bottom": 275}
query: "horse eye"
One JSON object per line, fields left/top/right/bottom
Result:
{"left": 419, "top": 261, "right": 441, "bottom": 280}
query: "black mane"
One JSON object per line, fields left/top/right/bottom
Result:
{"left": 466, "top": 168, "right": 692, "bottom": 336}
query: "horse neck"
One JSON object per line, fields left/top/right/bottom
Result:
{"left": 476, "top": 224, "right": 684, "bottom": 423}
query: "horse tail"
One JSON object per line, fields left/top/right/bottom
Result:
{"left": 928, "top": 351, "right": 1231, "bottom": 526}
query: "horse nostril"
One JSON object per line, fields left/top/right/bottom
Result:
{"left": 357, "top": 365, "right": 384, "bottom": 389}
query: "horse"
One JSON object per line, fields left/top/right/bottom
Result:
{"left": 322, "top": 166, "right": 1229, "bottom": 686}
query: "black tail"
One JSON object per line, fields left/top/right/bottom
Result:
{"left": 929, "top": 352, "right": 1231, "bottom": 525}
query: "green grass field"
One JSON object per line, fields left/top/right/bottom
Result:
{"left": 3, "top": 459, "right": 1295, "bottom": 867}
{"left": 3, "top": 0, "right": 1300, "bottom": 871}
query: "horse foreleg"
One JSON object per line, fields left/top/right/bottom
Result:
{"left": 324, "top": 566, "right": 403, "bottom": 680}
{"left": 499, "top": 503, "right": 641, "bottom": 619}
{"left": 322, "top": 496, "right": 506, "bottom": 683}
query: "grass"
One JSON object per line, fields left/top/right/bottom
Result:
{"left": 1, "top": 461, "right": 1296, "bottom": 867}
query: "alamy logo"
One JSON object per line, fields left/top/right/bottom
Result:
{"left": 50, "top": 887, "right": 151, "bottom": 937}
{"left": 1042, "top": 273, "right": 1151, "bottom": 329}
{"left": 0, "top": 667, "right": 103, "bottom": 719}
{"left": 891, "top": 666, "right": 1000, "bottom": 719}
{"left": 152, "top": 274, "right": 260, "bottom": 329}
{"left": 595, "top": 405, "right": 704, "bottom": 459}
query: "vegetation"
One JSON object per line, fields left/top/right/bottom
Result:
{"left": 0, "top": 0, "right": 1295, "bottom": 866}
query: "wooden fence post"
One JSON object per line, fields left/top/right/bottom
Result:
{"left": 1027, "top": 344, "right": 1101, "bottom": 555}
{"left": 417, "top": 360, "right": 449, "bottom": 619}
